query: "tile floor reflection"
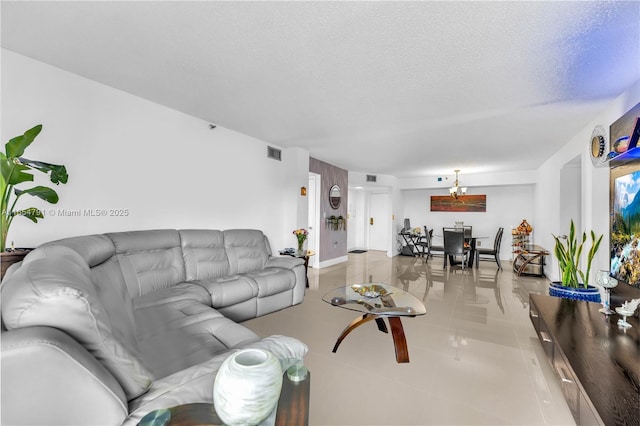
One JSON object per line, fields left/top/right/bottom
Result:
{"left": 244, "top": 251, "right": 576, "bottom": 425}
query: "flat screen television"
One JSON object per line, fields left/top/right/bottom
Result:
{"left": 610, "top": 163, "right": 640, "bottom": 288}
{"left": 609, "top": 102, "right": 640, "bottom": 290}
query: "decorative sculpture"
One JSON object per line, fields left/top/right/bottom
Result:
{"left": 615, "top": 298, "right": 640, "bottom": 328}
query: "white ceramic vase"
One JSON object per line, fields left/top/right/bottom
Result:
{"left": 213, "top": 348, "right": 283, "bottom": 426}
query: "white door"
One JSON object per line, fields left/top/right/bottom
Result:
{"left": 368, "top": 193, "right": 389, "bottom": 251}
{"left": 308, "top": 173, "right": 320, "bottom": 268}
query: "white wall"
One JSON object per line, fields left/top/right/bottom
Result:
{"left": 1, "top": 49, "right": 307, "bottom": 251}
{"left": 402, "top": 184, "right": 535, "bottom": 261}
{"left": 535, "top": 79, "right": 640, "bottom": 283}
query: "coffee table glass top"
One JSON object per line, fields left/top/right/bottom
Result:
{"left": 322, "top": 284, "right": 426, "bottom": 316}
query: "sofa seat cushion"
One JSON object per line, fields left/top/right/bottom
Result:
{"left": 134, "top": 299, "right": 260, "bottom": 379}
{"left": 246, "top": 268, "right": 296, "bottom": 297}
{"left": 133, "top": 283, "right": 211, "bottom": 309}
{"left": 193, "top": 275, "right": 258, "bottom": 308}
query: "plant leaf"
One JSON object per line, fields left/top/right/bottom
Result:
{"left": 14, "top": 186, "right": 59, "bottom": 203}
{"left": 5, "top": 125, "right": 42, "bottom": 158}
{"left": 12, "top": 207, "right": 44, "bottom": 223}
{"left": 18, "top": 158, "right": 68, "bottom": 184}
{"left": 2, "top": 159, "right": 34, "bottom": 186}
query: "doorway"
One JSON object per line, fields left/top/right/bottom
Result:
{"left": 560, "top": 156, "right": 582, "bottom": 233}
{"left": 368, "top": 193, "right": 389, "bottom": 252}
{"left": 308, "top": 173, "right": 320, "bottom": 268}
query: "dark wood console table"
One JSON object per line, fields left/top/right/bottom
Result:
{"left": 529, "top": 294, "right": 639, "bottom": 425}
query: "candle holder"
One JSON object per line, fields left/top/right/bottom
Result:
{"left": 595, "top": 270, "right": 618, "bottom": 314}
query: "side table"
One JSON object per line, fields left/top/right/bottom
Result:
{"left": 138, "top": 370, "right": 310, "bottom": 426}
{"left": 279, "top": 250, "right": 315, "bottom": 288}
{"left": 513, "top": 244, "right": 548, "bottom": 277}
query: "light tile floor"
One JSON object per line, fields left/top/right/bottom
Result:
{"left": 244, "top": 251, "right": 576, "bottom": 425}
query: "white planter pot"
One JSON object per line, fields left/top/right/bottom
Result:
{"left": 213, "top": 348, "right": 283, "bottom": 426}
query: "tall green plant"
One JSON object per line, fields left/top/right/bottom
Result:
{"left": 552, "top": 220, "right": 603, "bottom": 288}
{"left": 0, "top": 125, "right": 68, "bottom": 252}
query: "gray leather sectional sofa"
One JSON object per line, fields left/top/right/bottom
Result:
{"left": 0, "top": 229, "right": 308, "bottom": 425}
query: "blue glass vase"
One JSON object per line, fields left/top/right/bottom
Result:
{"left": 548, "top": 282, "right": 601, "bottom": 303}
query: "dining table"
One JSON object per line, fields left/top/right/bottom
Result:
{"left": 433, "top": 231, "right": 488, "bottom": 268}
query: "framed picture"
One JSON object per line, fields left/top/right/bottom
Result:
{"left": 430, "top": 195, "right": 486, "bottom": 212}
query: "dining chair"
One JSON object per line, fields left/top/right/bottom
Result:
{"left": 428, "top": 228, "right": 445, "bottom": 258}
{"left": 415, "top": 226, "right": 429, "bottom": 257}
{"left": 463, "top": 225, "right": 473, "bottom": 238}
{"left": 416, "top": 227, "right": 445, "bottom": 258}
{"left": 475, "top": 227, "right": 504, "bottom": 269}
{"left": 443, "top": 228, "right": 469, "bottom": 269}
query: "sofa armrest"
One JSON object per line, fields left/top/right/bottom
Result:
{"left": 1, "top": 326, "right": 128, "bottom": 426}
{"left": 265, "top": 256, "right": 305, "bottom": 270}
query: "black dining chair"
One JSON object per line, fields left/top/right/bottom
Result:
{"left": 415, "top": 226, "right": 429, "bottom": 257}
{"left": 416, "top": 227, "right": 444, "bottom": 259}
{"left": 463, "top": 225, "right": 473, "bottom": 238}
{"left": 475, "top": 227, "right": 504, "bottom": 269}
{"left": 443, "top": 228, "right": 469, "bottom": 269}
{"left": 428, "top": 228, "right": 445, "bottom": 258}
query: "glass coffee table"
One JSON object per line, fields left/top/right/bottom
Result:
{"left": 322, "top": 284, "right": 426, "bottom": 363}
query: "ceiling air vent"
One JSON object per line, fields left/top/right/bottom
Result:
{"left": 366, "top": 174, "right": 377, "bottom": 183}
{"left": 267, "top": 146, "right": 282, "bottom": 161}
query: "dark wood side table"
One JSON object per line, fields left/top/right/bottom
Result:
{"left": 138, "top": 370, "right": 310, "bottom": 426}
{"left": 529, "top": 294, "right": 639, "bottom": 425}
{"left": 279, "top": 250, "right": 315, "bottom": 288}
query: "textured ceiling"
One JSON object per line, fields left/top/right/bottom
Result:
{"left": 2, "top": 1, "right": 639, "bottom": 178}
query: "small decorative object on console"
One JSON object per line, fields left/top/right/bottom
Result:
{"left": 615, "top": 298, "right": 640, "bottom": 328}
{"left": 517, "top": 219, "right": 533, "bottom": 234}
{"left": 595, "top": 270, "right": 618, "bottom": 314}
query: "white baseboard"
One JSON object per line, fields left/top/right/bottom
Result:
{"left": 318, "top": 255, "right": 348, "bottom": 268}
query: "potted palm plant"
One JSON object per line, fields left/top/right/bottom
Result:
{"left": 550, "top": 220, "right": 603, "bottom": 302}
{"left": 1, "top": 124, "right": 68, "bottom": 278}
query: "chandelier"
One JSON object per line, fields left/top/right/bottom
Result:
{"left": 449, "top": 169, "right": 467, "bottom": 199}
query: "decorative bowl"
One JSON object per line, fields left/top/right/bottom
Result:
{"left": 351, "top": 284, "right": 389, "bottom": 298}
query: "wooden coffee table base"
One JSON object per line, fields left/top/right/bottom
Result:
{"left": 332, "top": 313, "right": 410, "bottom": 363}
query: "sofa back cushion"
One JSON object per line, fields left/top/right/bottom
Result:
{"left": 107, "top": 230, "right": 186, "bottom": 297}
{"left": 39, "top": 235, "right": 140, "bottom": 355}
{"left": 0, "top": 245, "right": 153, "bottom": 400}
{"left": 223, "top": 229, "right": 270, "bottom": 275}
{"left": 179, "top": 229, "right": 230, "bottom": 281}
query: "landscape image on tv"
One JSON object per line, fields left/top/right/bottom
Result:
{"left": 611, "top": 169, "right": 640, "bottom": 287}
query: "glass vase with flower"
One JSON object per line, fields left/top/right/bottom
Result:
{"left": 293, "top": 228, "right": 308, "bottom": 253}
